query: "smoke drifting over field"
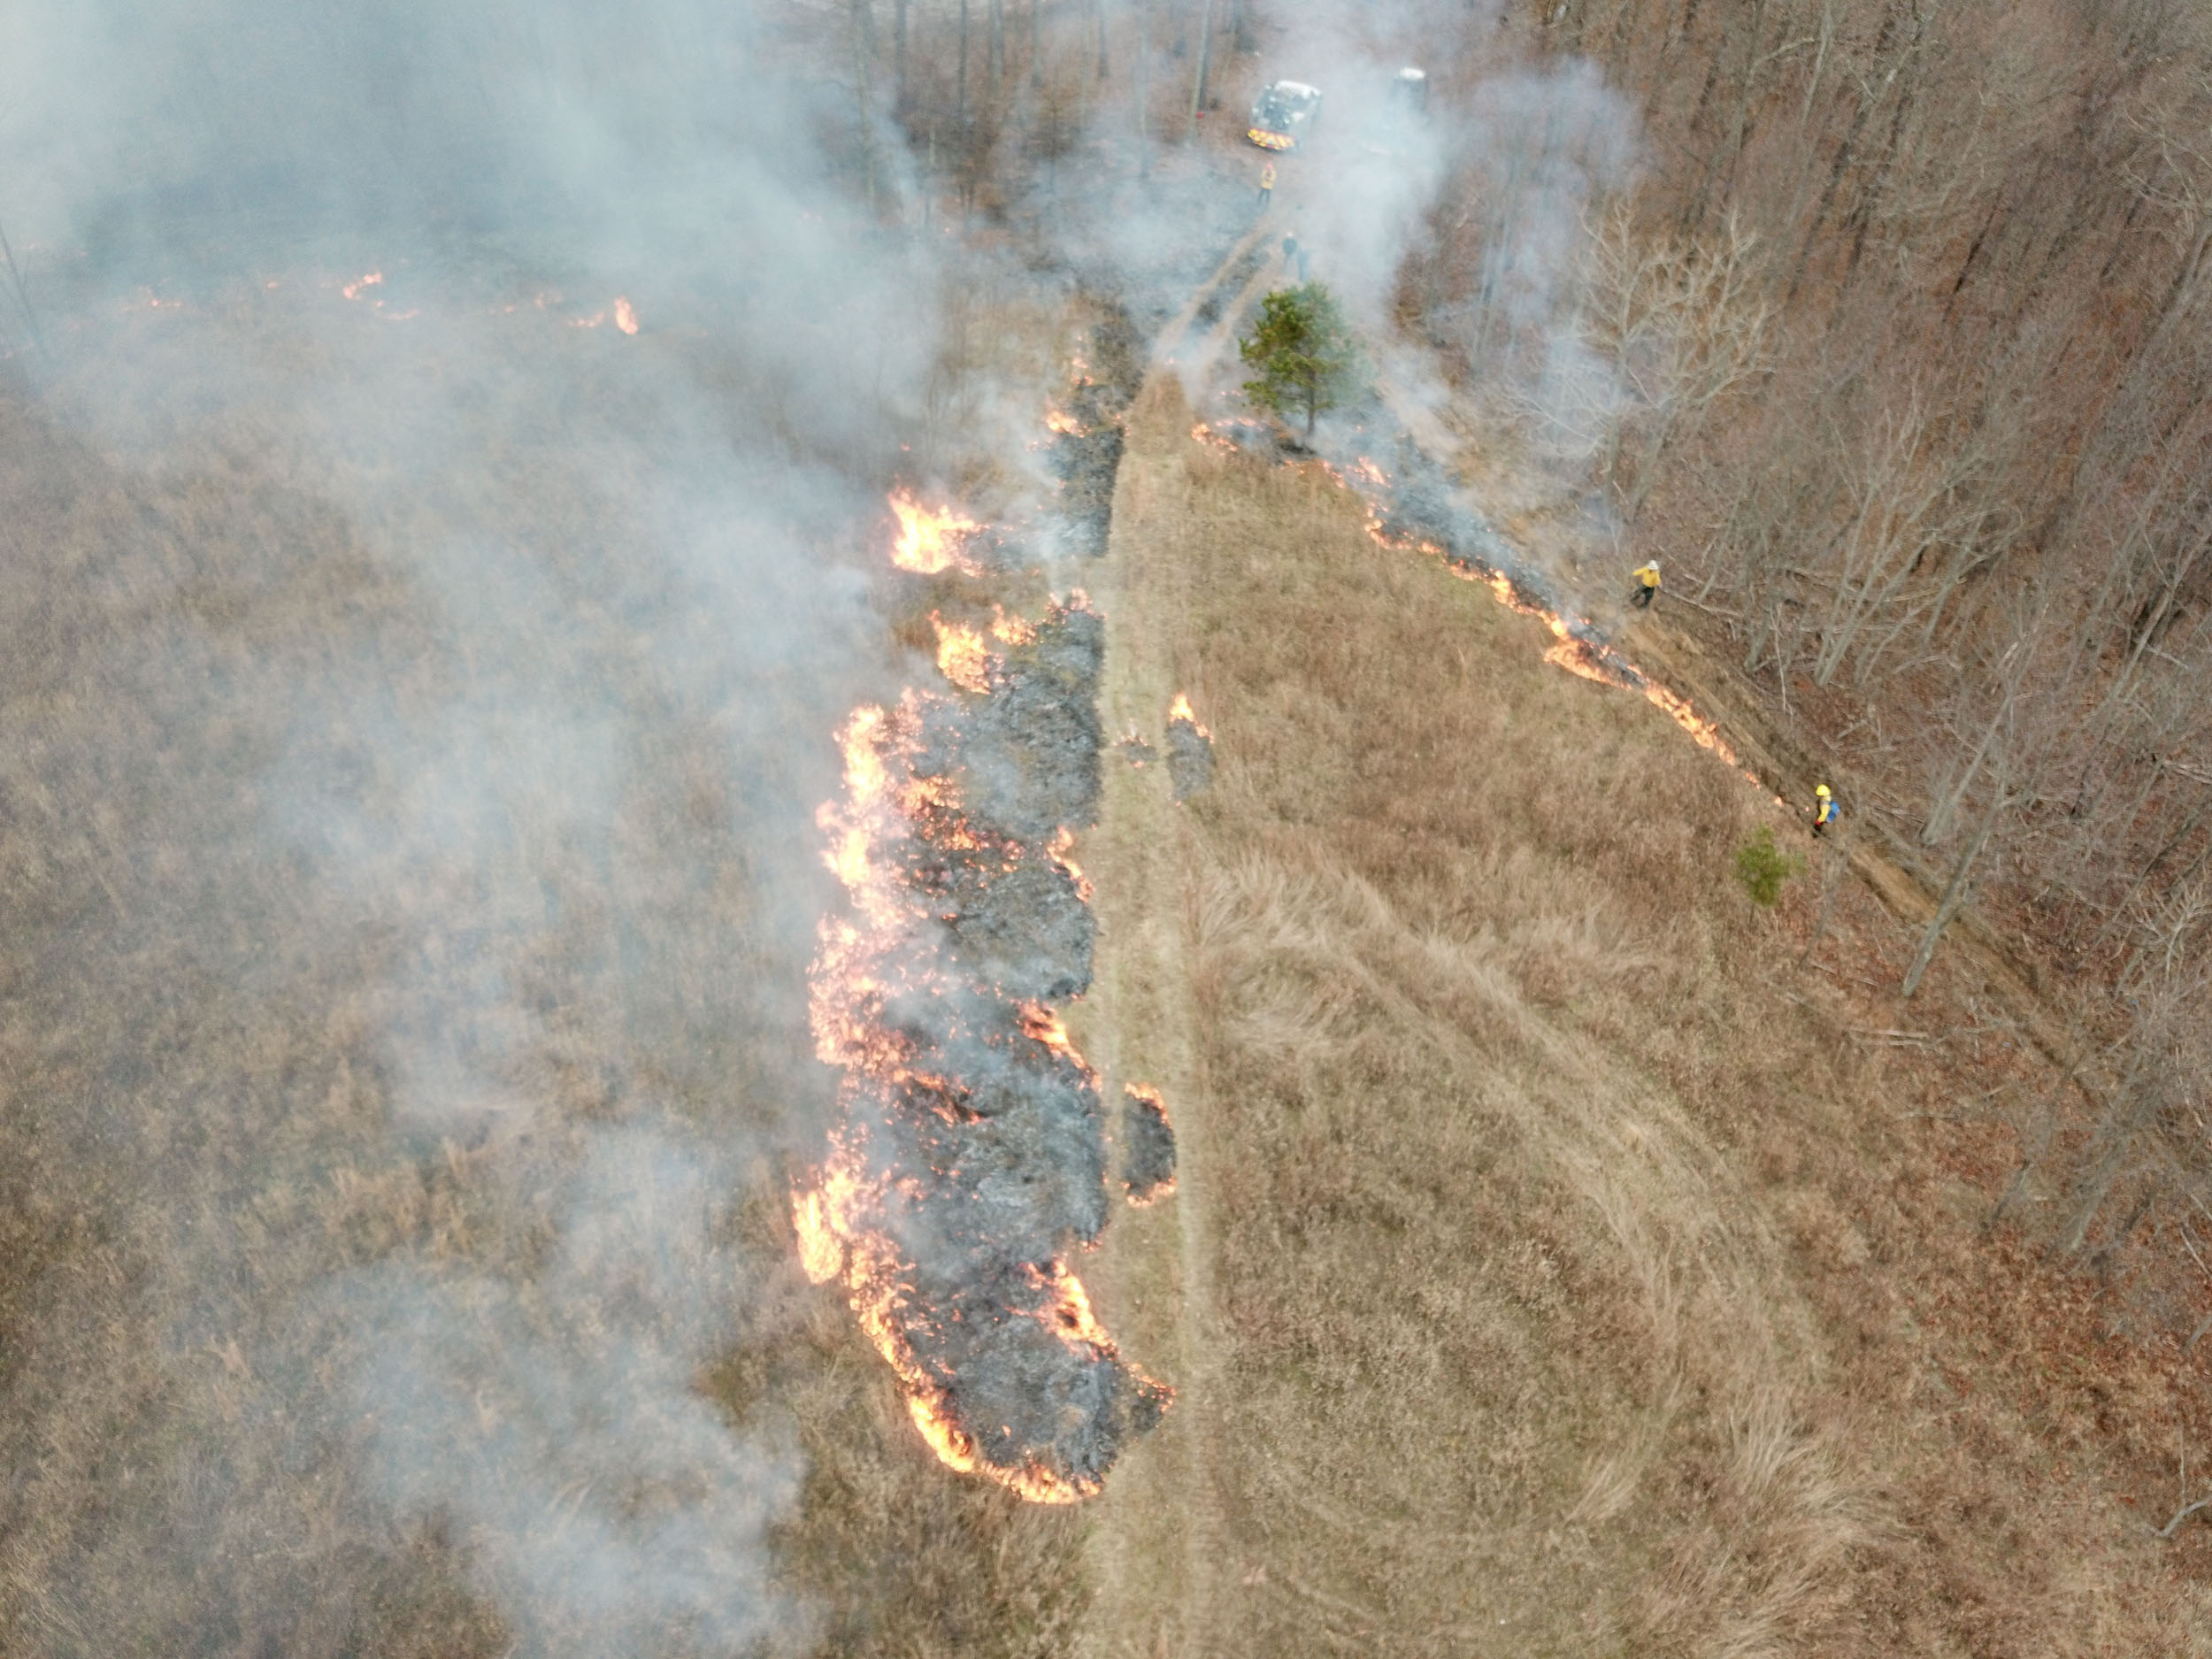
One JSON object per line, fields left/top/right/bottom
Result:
{"left": 0, "top": 4, "right": 943, "bottom": 1654}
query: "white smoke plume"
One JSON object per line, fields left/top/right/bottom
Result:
{"left": 0, "top": 3, "right": 942, "bottom": 1655}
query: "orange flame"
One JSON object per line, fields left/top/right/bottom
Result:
{"left": 613, "top": 296, "right": 639, "bottom": 334}
{"left": 932, "top": 613, "right": 993, "bottom": 692}
{"left": 795, "top": 1142, "right": 1109, "bottom": 1503}
{"left": 1046, "top": 406, "right": 1084, "bottom": 435}
{"left": 341, "top": 272, "right": 383, "bottom": 301}
{"left": 1017, "top": 1001, "right": 1093, "bottom": 1071}
{"left": 794, "top": 1186, "right": 845, "bottom": 1284}
{"left": 805, "top": 466, "right": 1161, "bottom": 1505}
{"left": 1167, "top": 693, "right": 1210, "bottom": 738}
{"left": 1048, "top": 826, "right": 1094, "bottom": 901}
{"left": 1316, "top": 459, "right": 1752, "bottom": 774}
{"left": 1124, "top": 1082, "right": 1177, "bottom": 1205}
{"left": 1125, "top": 1081, "right": 1171, "bottom": 1124}
{"left": 888, "top": 488, "right": 984, "bottom": 575}
{"left": 1025, "top": 1258, "right": 1115, "bottom": 1351}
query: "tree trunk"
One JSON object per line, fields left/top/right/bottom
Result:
{"left": 2058, "top": 1055, "right": 2160, "bottom": 1257}
{"left": 1096, "top": 0, "right": 1110, "bottom": 78}
{"left": 989, "top": 0, "right": 1005, "bottom": 103}
{"left": 958, "top": 0, "right": 971, "bottom": 123}
{"left": 1901, "top": 796, "right": 2001, "bottom": 1000}
{"left": 1134, "top": 0, "right": 1149, "bottom": 171}
{"left": 1189, "top": 0, "right": 1215, "bottom": 132}
{"left": 850, "top": 0, "right": 878, "bottom": 216}
{"left": 895, "top": 0, "right": 909, "bottom": 112}
{"left": 1031, "top": 0, "right": 1042, "bottom": 90}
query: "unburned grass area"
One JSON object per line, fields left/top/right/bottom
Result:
{"left": 1076, "top": 380, "right": 2211, "bottom": 1655}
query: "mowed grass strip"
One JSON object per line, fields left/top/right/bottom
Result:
{"left": 1080, "top": 380, "right": 1875, "bottom": 1658}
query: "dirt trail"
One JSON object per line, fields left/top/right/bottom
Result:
{"left": 1071, "top": 233, "right": 1258, "bottom": 1659}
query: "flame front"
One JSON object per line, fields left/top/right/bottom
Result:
{"left": 1048, "top": 826, "right": 1093, "bottom": 900}
{"left": 1167, "top": 692, "right": 1210, "bottom": 737}
{"left": 801, "top": 583, "right": 1164, "bottom": 1502}
{"left": 888, "top": 488, "right": 983, "bottom": 575}
{"left": 613, "top": 296, "right": 639, "bottom": 334}
{"left": 932, "top": 613, "right": 993, "bottom": 692}
{"left": 1313, "top": 454, "right": 1750, "bottom": 774}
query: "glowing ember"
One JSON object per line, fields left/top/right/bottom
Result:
{"left": 887, "top": 488, "right": 984, "bottom": 575}
{"left": 933, "top": 612, "right": 993, "bottom": 692}
{"left": 614, "top": 296, "right": 639, "bottom": 334}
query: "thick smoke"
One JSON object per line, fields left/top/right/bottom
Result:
{"left": 0, "top": 4, "right": 940, "bottom": 1654}
{"left": 346, "top": 1127, "right": 803, "bottom": 1659}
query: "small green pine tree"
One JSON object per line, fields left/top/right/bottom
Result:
{"left": 1239, "top": 283, "right": 1361, "bottom": 436}
{"left": 1732, "top": 826, "right": 1804, "bottom": 907}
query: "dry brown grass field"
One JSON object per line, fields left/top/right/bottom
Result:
{"left": 0, "top": 328, "right": 1089, "bottom": 1655}
{"left": 1066, "top": 378, "right": 2212, "bottom": 1657}
{"left": 9, "top": 279, "right": 2210, "bottom": 1659}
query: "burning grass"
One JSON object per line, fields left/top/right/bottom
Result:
{"left": 1069, "top": 378, "right": 2212, "bottom": 1655}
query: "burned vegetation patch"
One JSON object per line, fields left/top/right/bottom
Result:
{"left": 1165, "top": 700, "right": 1214, "bottom": 803}
{"left": 797, "top": 342, "right": 1163, "bottom": 1503}
{"left": 1047, "top": 303, "right": 1142, "bottom": 559}
{"left": 1120, "top": 1085, "right": 1177, "bottom": 1205}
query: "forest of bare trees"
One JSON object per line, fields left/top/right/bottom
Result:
{"left": 1405, "top": 0, "right": 2212, "bottom": 1319}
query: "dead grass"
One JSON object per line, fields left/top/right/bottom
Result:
{"left": 1071, "top": 377, "right": 2212, "bottom": 1656}
{"left": 0, "top": 324, "right": 1087, "bottom": 1656}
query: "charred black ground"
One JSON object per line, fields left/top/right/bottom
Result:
{"left": 1119, "top": 1086, "right": 1176, "bottom": 1204}
{"left": 812, "top": 296, "right": 1179, "bottom": 1496}
{"left": 1164, "top": 714, "right": 1214, "bottom": 802}
{"left": 1047, "top": 306, "right": 1143, "bottom": 560}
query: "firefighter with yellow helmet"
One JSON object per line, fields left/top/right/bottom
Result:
{"left": 1813, "top": 783, "right": 1839, "bottom": 836}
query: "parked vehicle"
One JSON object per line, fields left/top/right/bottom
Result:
{"left": 1247, "top": 81, "right": 1322, "bottom": 150}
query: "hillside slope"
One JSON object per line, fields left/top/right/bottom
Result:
{"left": 1067, "top": 378, "right": 2209, "bottom": 1656}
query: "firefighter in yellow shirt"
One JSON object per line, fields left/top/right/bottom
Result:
{"left": 1813, "top": 783, "right": 1839, "bottom": 836}
{"left": 1629, "top": 560, "right": 1661, "bottom": 609}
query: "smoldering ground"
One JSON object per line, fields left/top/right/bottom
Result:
{"left": 0, "top": 4, "right": 950, "bottom": 1654}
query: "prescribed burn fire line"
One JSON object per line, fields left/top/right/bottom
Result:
{"left": 1190, "top": 419, "right": 1766, "bottom": 793}
{"left": 1192, "top": 411, "right": 2098, "bottom": 1082}
{"left": 794, "top": 392, "right": 1168, "bottom": 1502}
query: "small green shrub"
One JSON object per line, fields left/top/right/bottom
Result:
{"left": 1732, "top": 825, "right": 1803, "bottom": 907}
